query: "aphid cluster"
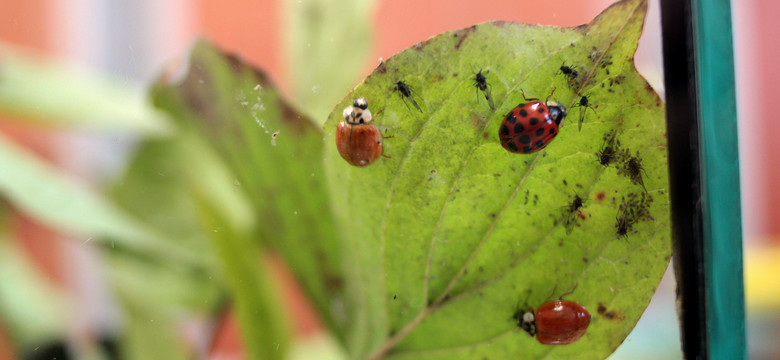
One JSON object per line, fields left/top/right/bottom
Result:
{"left": 594, "top": 131, "right": 648, "bottom": 191}
{"left": 615, "top": 149, "right": 647, "bottom": 192}
{"left": 615, "top": 192, "right": 653, "bottom": 238}
{"left": 595, "top": 130, "right": 620, "bottom": 166}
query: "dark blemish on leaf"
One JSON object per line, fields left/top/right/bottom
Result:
{"left": 478, "top": 266, "right": 484, "bottom": 272}
{"left": 596, "top": 191, "right": 606, "bottom": 202}
{"left": 597, "top": 302, "right": 626, "bottom": 320}
{"left": 483, "top": 132, "right": 489, "bottom": 138}
{"left": 453, "top": 25, "right": 477, "bottom": 50}
{"left": 393, "top": 295, "right": 397, "bottom": 300}
{"left": 575, "top": 183, "right": 583, "bottom": 188}
{"left": 582, "top": 257, "right": 588, "bottom": 262}
{"left": 428, "top": 177, "right": 432, "bottom": 181}
{"left": 490, "top": 213, "right": 496, "bottom": 218}
{"left": 563, "top": 179, "right": 568, "bottom": 186}
{"left": 494, "top": 173, "right": 501, "bottom": 177}
{"left": 453, "top": 73, "right": 458, "bottom": 77}
{"left": 471, "top": 114, "right": 485, "bottom": 129}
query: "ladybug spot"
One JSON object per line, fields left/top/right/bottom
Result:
{"left": 529, "top": 117, "right": 540, "bottom": 126}
{"left": 535, "top": 140, "right": 544, "bottom": 148}
{"left": 514, "top": 123, "right": 525, "bottom": 133}
{"left": 507, "top": 141, "right": 519, "bottom": 152}
{"left": 518, "top": 134, "right": 531, "bottom": 144}
{"left": 535, "top": 128, "right": 544, "bottom": 136}
{"left": 500, "top": 124, "right": 510, "bottom": 136}
{"left": 537, "top": 107, "right": 545, "bottom": 113}
{"left": 519, "top": 109, "right": 528, "bottom": 117}
{"left": 522, "top": 145, "right": 533, "bottom": 153}
{"left": 506, "top": 115, "right": 517, "bottom": 124}
{"left": 549, "top": 128, "right": 556, "bottom": 135}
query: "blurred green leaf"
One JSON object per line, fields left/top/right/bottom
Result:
{"left": 150, "top": 41, "right": 346, "bottom": 337}
{"left": 0, "top": 43, "right": 172, "bottom": 135}
{"left": 285, "top": 0, "right": 378, "bottom": 122}
{"left": 0, "top": 225, "right": 68, "bottom": 350}
{"left": 0, "top": 134, "right": 197, "bottom": 263}
{"left": 322, "top": 0, "right": 669, "bottom": 359}
{"left": 198, "top": 197, "right": 291, "bottom": 360}
{"left": 117, "top": 299, "right": 192, "bottom": 360}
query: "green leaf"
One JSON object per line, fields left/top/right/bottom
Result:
{"left": 198, "top": 198, "right": 291, "bottom": 360}
{"left": 0, "top": 43, "right": 172, "bottom": 135}
{"left": 0, "top": 134, "right": 196, "bottom": 263}
{"left": 0, "top": 228, "right": 68, "bottom": 350}
{"left": 149, "top": 40, "right": 347, "bottom": 338}
{"left": 322, "top": 0, "right": 669, "bottom": 359}
{"left": 285, "top": 0, "right": 378, "bottom": 122}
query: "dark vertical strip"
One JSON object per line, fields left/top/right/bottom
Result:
{"left": 659, "top": 0, "right": 708, "bottom": 359}
{"left": 691, "top": 0, "right": 746, "bottom": 358}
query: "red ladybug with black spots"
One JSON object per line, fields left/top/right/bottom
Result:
{"left": 499, "top": 92, "right": 567, "bottom": 154}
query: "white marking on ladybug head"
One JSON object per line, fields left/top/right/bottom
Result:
{"left": 359, "top": 108, "right": 373, "bottom": 123}
{"left": 343, "top": 106, "right": 355, "bottom": 122}
{"left": 523, "top": 311, "right": 535, "bottom": 323}
{"left": 354, "top": 97, "right": 369, "bottom": 110}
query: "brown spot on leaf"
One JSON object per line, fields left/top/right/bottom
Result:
{"left": 597, "top": 302, "right": 626, "bottom": 320}
{"left": 596, "top": 191, "right": 606, "bottom": 202}
{"left": 453, "top": 25, "right": 477, "bottom": 50}
{"left": 470, "top": 114, "right": 485, "bottom": 129}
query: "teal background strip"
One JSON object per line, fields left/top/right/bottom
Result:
{"left": 691, "top": 0, "right": 746, "bottom": 359}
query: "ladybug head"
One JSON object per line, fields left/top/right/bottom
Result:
{"left": 545, "top": 101, "right": 567, "bottom": 126}
{"left": 342, "top": 99, "right": 373, "bottom": 124}
{"left": 518, "top": 310, "right": 537, "bottom": 337}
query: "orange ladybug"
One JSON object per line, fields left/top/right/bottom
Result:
{"left": 336, "top": 98, "right": 385, "bottom": 167}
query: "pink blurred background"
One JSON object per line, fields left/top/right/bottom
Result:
{"left": 0, "top": 0, "right": 776, "bottom": 359}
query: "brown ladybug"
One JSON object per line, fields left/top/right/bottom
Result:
{"left": 514, "top": 286, "right": 591, "bottom": 345}
{"left": 336, "top": 98, "right": 385, "bottom": 167}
